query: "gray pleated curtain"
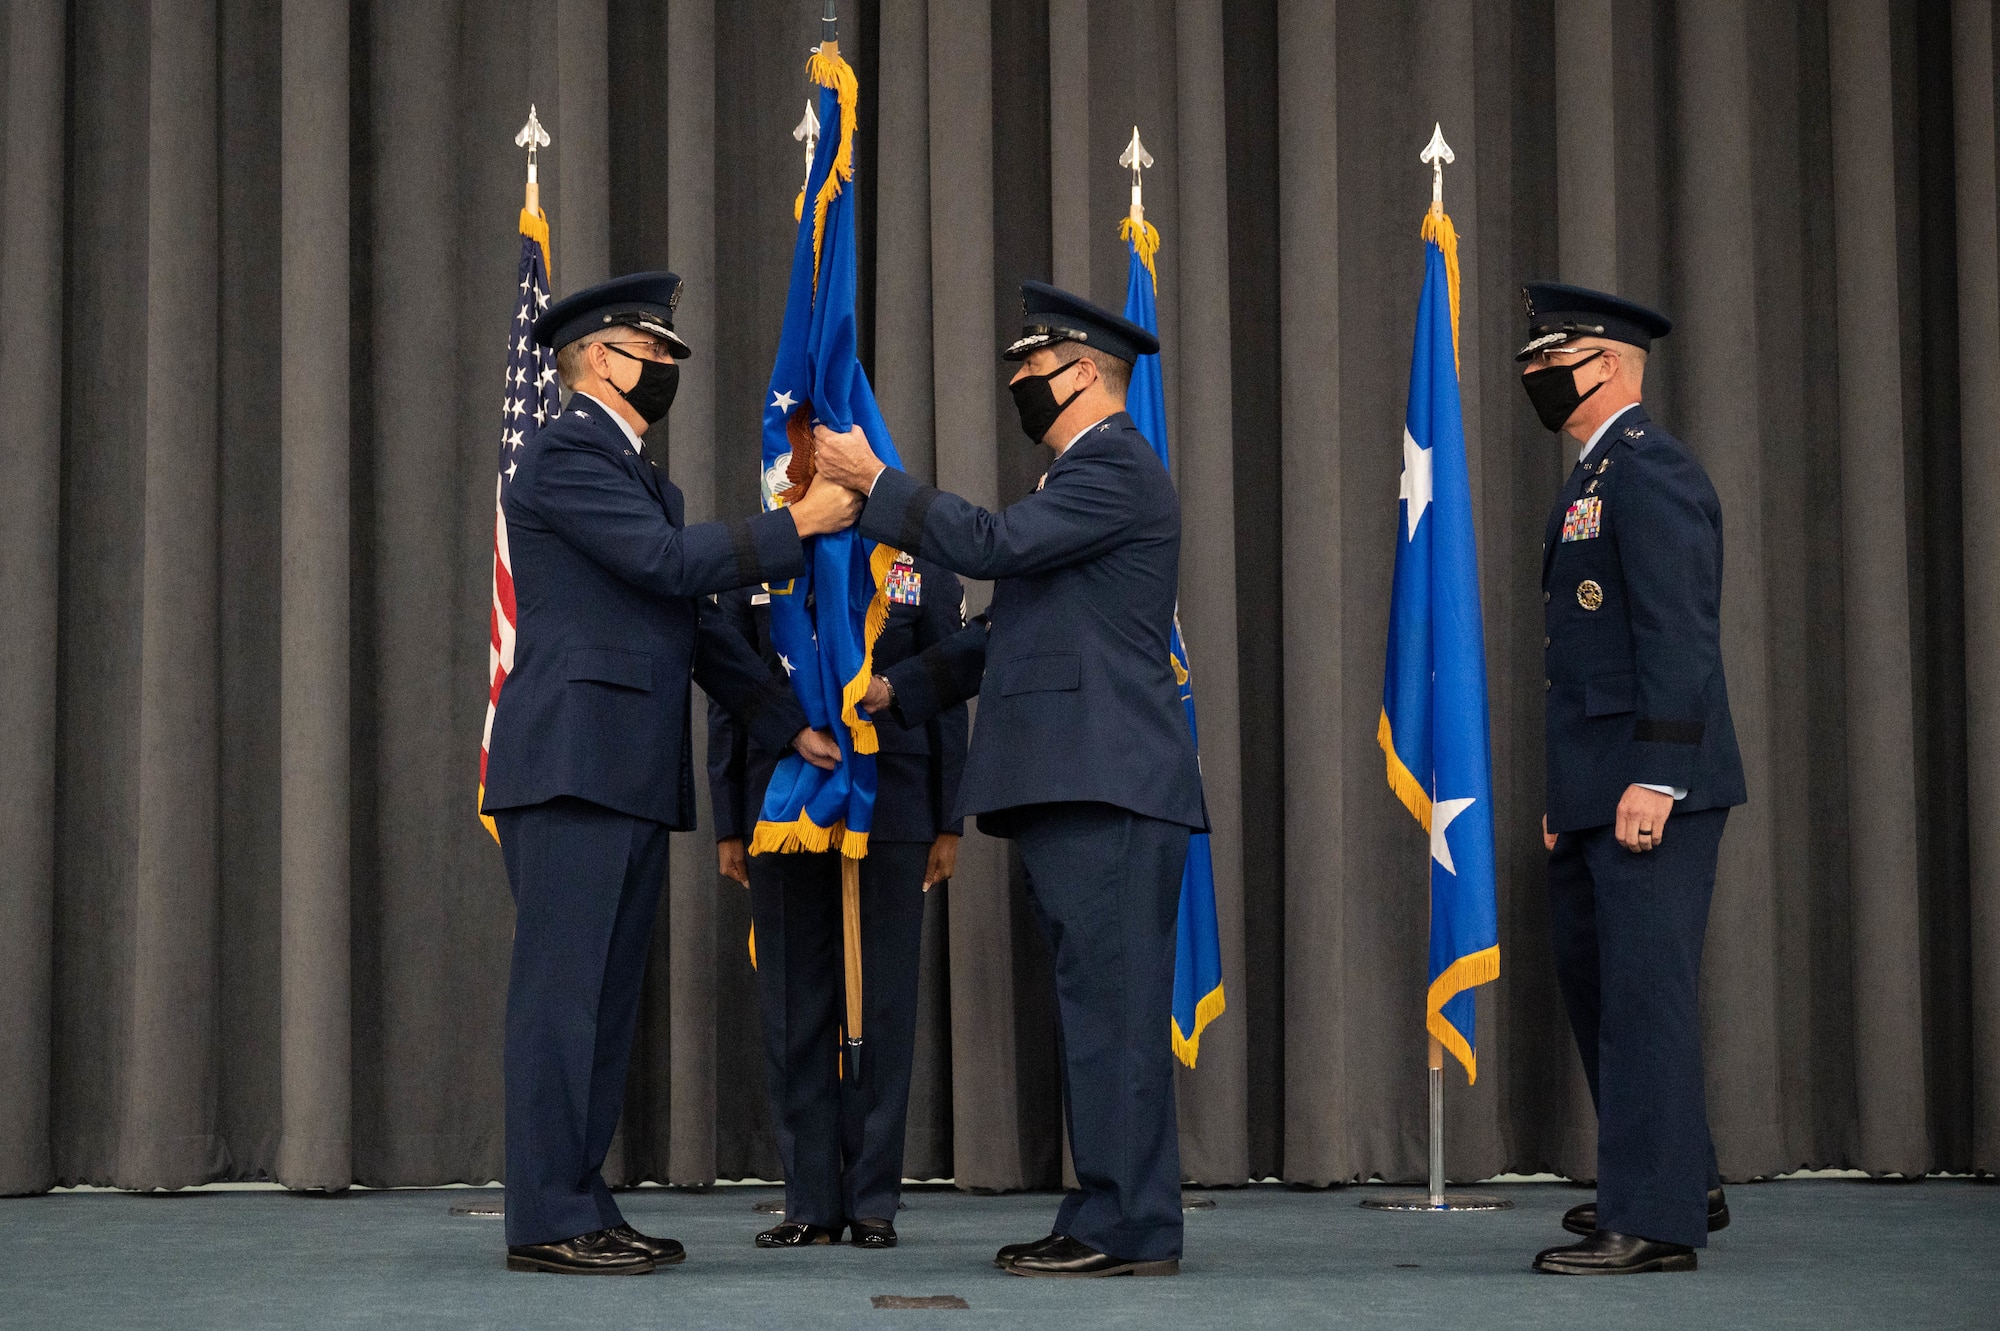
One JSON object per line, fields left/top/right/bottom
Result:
{"left": 2, "top": 0, "right": 1996, "bottom": 1197}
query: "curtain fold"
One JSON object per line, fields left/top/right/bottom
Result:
{"left": 0, "top": 0, "right": 67, "bottom": 1198}
{"left": 3, "top": 0, "right": 1995, "bottom": 1197}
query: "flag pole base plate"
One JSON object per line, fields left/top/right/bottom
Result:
{"left": 1358, "top": 1192, "right": 1513, "bottom": 1212}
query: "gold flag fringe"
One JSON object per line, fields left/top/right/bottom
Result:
{"left": 750, "top": 810, "right": 871, "bottom": 861}
{"left": 1427, "top": 945, "right": 1499, "bottom": 1083}
{"left": 1170, "top": 984, "right": 1227, "bottom": 1069}
{"left": 1377, "top": 708, "right": 1435, "bottom": 831}
{"left": 839, "top": 543, "right": 899, "bottom": 755}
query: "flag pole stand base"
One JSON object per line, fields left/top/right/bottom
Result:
{"left": 1357, "top": 1192, "right": 1513, "bottom": 1212}
{"left": 1359, "top": 1035, "right": 1512, "bottom": 1214}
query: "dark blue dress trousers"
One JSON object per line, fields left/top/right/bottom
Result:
{"left": 494, "top": 796, "right": 670, "bottom": 1247}
{"left": 746, "top": 843, "right": 930, "bottom": 1228}
{"left": 1011, "top": 801, "right": 1190, "bottom": 1262}
{"left": 1547, "top": 806, "right": 1728, "bottom": 1249}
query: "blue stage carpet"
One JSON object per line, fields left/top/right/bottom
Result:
{"left": 1, "top": 1180, "right": 1993, "bottom": 1329}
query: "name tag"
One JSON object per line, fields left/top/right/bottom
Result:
{"left": 751, "top": 592, "right": 771, "bottom": 605}
{"left": 1561, "top": 496, "right": 1603, "bottom": 542}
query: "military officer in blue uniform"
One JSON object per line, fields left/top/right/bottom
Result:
{"left": 705, "top": 554, "right": 968, "bottom": 1250}
{"left": 812, "top": 282, "right": 1207, "bottom": 1278}
{"left": 1517, "top": 282, "right": 1747, "bottom": 1275}
{"left": 482, "top": 271, "right": 859, "bottom": 1274}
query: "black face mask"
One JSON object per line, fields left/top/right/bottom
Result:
{"left": 606, "top": 345, "right": 680, "bottom": 424}
{"left": 1008, "top": 362, "right": 1086, "bottom": 443}
{"left": 1520, "top": 351, "right": 1604, "bottom": 432}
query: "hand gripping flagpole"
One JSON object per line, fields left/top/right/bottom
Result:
{"left": 1360, "top": 124, "right": 1509, "bottom": 1216}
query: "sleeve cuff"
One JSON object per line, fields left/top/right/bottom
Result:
{"left": 859, "top": 467, "right": 940, "bottom": 553}
{"left": 882, "top": 652, "right": 944, "bottom": 730}
{"left": 1637, "top": 783, "right": 1688, "bottom": 801}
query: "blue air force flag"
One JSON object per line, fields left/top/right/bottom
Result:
{"left": 1378, "top": 205, "right": 1500, "bottom": 1081}
{"left": 750, "top": 46, "right": 903, "bottom": 860}
{"left": 1120, "top": 209, "right": 1226, "bottom": 1069}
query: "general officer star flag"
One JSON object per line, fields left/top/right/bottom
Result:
{"left": 1119, "top": 203, "right": 1225, "bottom": 1069}
{"left": 750, "top": 45, "right": 903, "bottom": 859}
{"left": 1378, "top": 200, "right": 1500, "bottom": 1081}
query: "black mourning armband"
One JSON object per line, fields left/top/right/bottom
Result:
{"left": 897, "top": 485, "right": 942, "bottom": 557}
{"left": 728, "top": 520, "right": 762, "bottom": 586}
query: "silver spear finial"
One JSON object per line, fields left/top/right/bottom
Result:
{"left": 1119, "top": 126, "right": 1154, "bottom": 226}
{"left": 1420, "top": 123, "right": 1454, "bottom": 208}
{"left": 516, "top": 104, "right": 552, "bottom": 211}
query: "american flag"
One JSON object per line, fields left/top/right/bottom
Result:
{"left": 480, "top": 208, "right": 560, "bottom": 839}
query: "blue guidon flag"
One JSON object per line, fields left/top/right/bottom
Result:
{"left": 1119, "top": 184, "right": 1225, "bottom": 1069}
{"left": 749, "top": 43, "right": 903, "bottom": 860}
{"left": 1379, "top": 196, "right": 1500, "bottom": 1081}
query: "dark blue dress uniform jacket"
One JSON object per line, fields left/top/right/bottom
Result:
{"left": 481, "top": 393, "right": 810, "bottom": 827}
{"left": 1543, "top": 406, "right": 1747, "bottom": 831}
{"left": 706, "top": 556, "right": 970, "bottom": 845}
{"left": 860, "top": 412, "right": 1207, "bottom": 835}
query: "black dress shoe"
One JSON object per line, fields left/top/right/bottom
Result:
{"left": 850, "top": 1218, "right": 897, "bottom": 1249}
{"left": 994, "top": 1232, "right": 1063, "bottom": 1268}
{"left": 506, "top": 1227, "right": 655, "bottom": 1275}
{"left": 755, "top": 1220, "right": 845, "bottom": 1247}
{"left": 611, "top": 1224, "right": 686, "bottom": 1265}
{"left": 1005, "top": 1234, "right": 1179, "bottom": 1278}
{"left": 1562, "top": 1188, "right": 1729, "bottom": 1238}
{"left": 1534, "top": 1230, "right": 1697, "bottom": 1275}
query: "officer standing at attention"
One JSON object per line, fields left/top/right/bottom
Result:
{"left": 482, "top": 271, "right": 859, "bottom": 1275}
{"left": 1518, "top": 282, "right": 1746, "bottom": 1276}
{"left": 811, "top": 282, "right": 1207, "bottom": 1278}
{"left": 706, "top": 554, "right": 968, "bottom": 1250}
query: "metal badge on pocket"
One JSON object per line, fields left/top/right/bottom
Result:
{"left": 1576, "top": 580, "right": 1604, "bottom": 611}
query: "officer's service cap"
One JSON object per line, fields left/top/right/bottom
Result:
{"left": 1003, "top": 280, "right": 1160, "bottom": 364}
{"left": 1515, "top": 281, "right": 1672, "bottom": 361}
{"left": 533, "top": 271, "right": 693, "bottom": 358}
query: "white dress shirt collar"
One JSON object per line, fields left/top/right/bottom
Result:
{"left": 576, "top": 389, "right": 646, "bottom": 455}
{"left": 1057, "top": 412, "right": 1115, "bottom": 458}
{"left": 1577, "top": 402, "right": 1642, "bottom": 465}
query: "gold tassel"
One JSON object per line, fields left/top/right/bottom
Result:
{"left": 520, "top": 206, "right": 552, "bottom": 281}
{"left": 1119, "top": 214, "right": 1162, "bottom": 287}
{"left": 804, "top": 48, "right": 860, "bottom": 294}
{"left": 1420, "top": 204, "right": 1461, "bottom": 377}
